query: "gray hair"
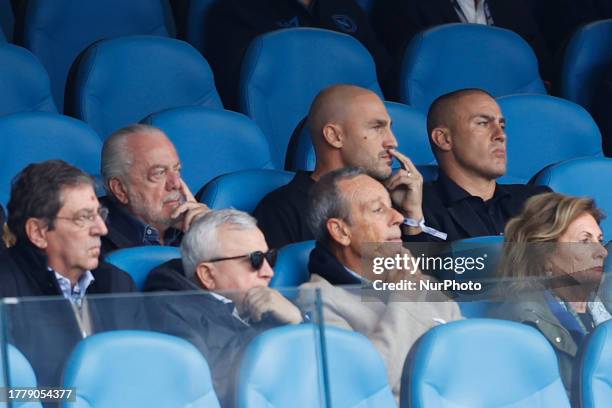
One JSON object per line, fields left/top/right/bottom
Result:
{"left": 181, "top": 208, "right": 259, "bottom": 279}
{"left": 307, "top": 167, "right": 366, "bottom": 245}
{"left": 101, "top": 123, "right": 163, "bottom": 191}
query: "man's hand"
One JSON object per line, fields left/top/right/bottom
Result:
{"left": 385, "top": 150, "right": 424, "bottom": 235}
{"left": 242, "top": 287, "right": 303, "bottom": 325}
{"left": 171, "top": 179, "right": 211, "bottom": 232}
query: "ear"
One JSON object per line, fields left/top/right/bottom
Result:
{"left": 25, "top": 218, "right": 49, "bottom": 250}
{"left": 430, "top": 127, "right": 452, "bottom": 152}
{"left": 321, "top": 123, "right": 344, "bottom": 149}
{"left": 327, "top": 218, "right": 351, "bottom": 247}
{"left": 195, "top": 262, "right": 216, "bottom": 290}
{"left": 108, "top": 177, "right": 129, "bottom": 205}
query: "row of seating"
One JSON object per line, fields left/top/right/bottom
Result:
{"left": 0, "top": 92, "right": 604, "bottom": 207}
{"left": 3, "top": 319, "right": 611, "bottom": 407}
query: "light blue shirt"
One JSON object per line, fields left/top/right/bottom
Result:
{"left": 51, "top": 268, "right": 95, "bottom": 306}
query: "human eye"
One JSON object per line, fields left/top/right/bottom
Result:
{"left": 150, "top": 168, "right": 166, "bottom": 180}
{"left": 373, "top": 206, "right": 383, "bottom": 214}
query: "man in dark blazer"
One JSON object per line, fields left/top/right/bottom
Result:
{"left": 145, "top": 208, "right": 306, "bottom": 407}
{"left": 372, "top": 0, "right": 552, "bottom": 82}
{"left": 0, "top": 160, "right": 136, "bottom": 389}
{"left": 417, "top": 88, "right": 549, "bottom": 242}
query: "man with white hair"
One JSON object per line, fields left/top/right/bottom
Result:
{"left": 100, "top": 124, "right": 210, "bottom": 254}
{"left": 145, "top": 208, "right": 305, "bottom": 406}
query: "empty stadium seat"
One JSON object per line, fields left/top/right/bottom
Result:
{"left": 532, "top": 157, "right": 612, "bottom": 236}
{"left": 270, "top": 240, "right": 315, "bottom": 288}
{"left": 240, "top": 27, "right": 383, "bottom": 168}
{"left": 104, "top": 246, "right": 181, "bottom": 290}
{"left": 401, "top": 319, "right": 571, "bottom": 408}
{"left": 286, "top": 101, "right": 435, "bottom": 172}
{"left": 237, "top": 324, "right": 396, "bottom": 407}
{"left": 62, "top": 330, "right": 221, "bottom": 408}
{"left": 18, "top": 0, "right": 174, "bottom": 108}
{"left": 143, "top": 106, "right": 274, "bottom": 192}
{"left": 197, "top": 169, "right": 295, "bottom": 213}
{"left": 400, "top": 23, "right": 546, "bottom": 112}
{"left": 560, "top": 19, "right": 612, "bottom": 111}
{"left": 1, "top": 345, "right": 42, "bottom": 408}
{"left": 65, "top": 35, "right": 222, "bottom": 139}
{"left": 0, "top": 44, "right": 57, "bottom": 116}
{"left": 577, "top": 320, "right": 612, "bottom": 408}
{"left": 498, "top": 94, "right": 603, "bottom": 183}
{"left": 0, "top": 112, "right": 102, "bottom": 206}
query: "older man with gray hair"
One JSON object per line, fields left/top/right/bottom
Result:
{"left": 145, "top": 208, "right": 304, "bottom": 406}
{"left": 100, "top": 124, "right": 210, "bottom": 255}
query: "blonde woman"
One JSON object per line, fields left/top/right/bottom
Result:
{"left": 491, "top": 192, "right": 610, "bottom": 392}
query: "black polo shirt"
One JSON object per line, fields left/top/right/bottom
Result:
{"left": 420, "top": 171, "right": 551, "bottom": 242}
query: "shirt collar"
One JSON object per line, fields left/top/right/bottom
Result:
{"left": 209, "top": 291, "right": 250, "bottom": 326}
{"left": 344, "top": 266, "right": 370, "bottom": 285}
{"left": 437, "top": 170, "right": 510, "bottom": 205}
{"left": 51, "top": 268, "right": 95, "bottom": 305}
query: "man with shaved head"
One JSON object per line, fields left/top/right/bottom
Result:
{"left": 421, "top": 88, "right": 549, "bottom": 241}
{"left": 100, "top": 124, "right": 210, "bottom": 254}
{"left": 254, "top": 84, "right": 425, "bottom": 248}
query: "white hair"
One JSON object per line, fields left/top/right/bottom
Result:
{"left": 181, "top": 209, "right": 258, "bottom": 279}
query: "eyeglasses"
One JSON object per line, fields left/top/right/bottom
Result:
{"left": 208, "top": 249, "right": 278, "bottom": 270}
{"left": 54, "top": 207, "right": 109, "bottom": 228}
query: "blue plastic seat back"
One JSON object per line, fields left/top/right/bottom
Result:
{"left": 240, "top": 27, "right": 382, "bottom": 168}
{"left": 270, "top": 240, "right": 315, "bottom": 288}
{"left": 0, "top": 0, "right": 13, "bottom": 42}
{"left": 402, "top": 319, "right": 571, "bottom": 408}
{"left": 237, "top": 325, "right": 395, "bottom": 408}
{"left": 184, "top": 0, "right": 218, "bottom": 54}
{"left": 286, "top": 101, "right": 435, "bottom": 172}
{"left": 104, "top": 246, "right": 181, "bottom": 290}
{"left": 578, "top": 320, "right": 612, "bottom": 408}
{"left": 0, "top": 44, "right": 57, "bottom": 116}
{"left": 66, "top": 35, "right": 222, "bottom": 139}
{"left": 400, "top": 23, "right": 546, "bottom": 112}
{"left": 498, "top": 94, "right": 603, "bottom": 184}
{"left": 144, "top": 106, "right": 274, "bottom": 192}
{"left": 532, "top": 157, "right": 612, "bottom": 237}
{"left": 0, "top": 345, "right": 42, "bottom": 408}
{"left": 61, "top": 330, "right": 220, "bottom": 408}
{"left": 0, "top": 112, "right": 102, "bottom": 207}
{"left": 19, "top": 0, "right": 173, "bottom": 108}
{"left": 561, "top": 19, "right": 612, "bottom": 110}
{"left": 197, "top": 169, "right": 295, "bottom": 213}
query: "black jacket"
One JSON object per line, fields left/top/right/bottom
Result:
{"left": 204, "top": 0, "right": 393, "bottom": 110}
{"left": 0, "top": 241, "right": 137, "bottom": 389}
{"left": 144, "top": 259, "right": 278, "bottom": 407}
{"left": 372, "top": 0, "right": 552, "bottom": 81}
{"left": 419, "top": 172, "right": 550, "bottom": 242}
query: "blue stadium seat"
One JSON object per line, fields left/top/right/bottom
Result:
{"left": 498, "top": 94, "right": 603, "bottom": 184}
{"left": 240, "top": 27, "right": 382, "bottom": 168}
{"left": 400, "top": 23, "right": 546, "bottom": 112}
{"left": 0, "top": 0, "right": 13, "bottom": 42}
{"left": 577, "top": 320, "right": 612, "bottom": 408}
{"left": 561, "top": 19, "right": 612, "bottom": 111}
{"left": 532, "top": 157, "right": 612, "bottom": 237}
{"left": 197, "top": 169, "right": 295, "bottom": 213}
{"left": 0, "top": 44, "right": 57, "bottom": 116}
{"left": 104, "top": 246, "right": 181, "bottom": 290}
{"left": 401, "top": 319, "right": 570, "bottom": 408}
{"left": 270, "top": 240, "right": 315, "bottom": 288}
{"left": 237, "top": 325, "right": 395, "bottom": 407}
{"left": 1, "top": 345, "right": 42, "bottom": 408}
{"left": 286, "top": 101, "right": 435, "bottom": 172}
{"left": 18, "top": 0, "right": 174, "bottom": 108}
{"left": 65, "top": 35, "right": 222, "bottom": 139}
{"left": 143, "top": 106, "right": 274, "bottom": 192}
{"left": 183, "top": 0, "right": 218, "bottom": 54}
{"left": 62, "top": 330, "right": 221, "bottom": 408}
{"left": 0, "top": 112, "right": 102, "bottom": 207}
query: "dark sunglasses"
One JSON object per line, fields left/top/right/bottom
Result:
{"left": 208, "top": 249, "right": 278, "bottom": 270}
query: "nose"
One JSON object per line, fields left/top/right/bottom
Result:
{"left": 91, "top": 214, "right": 108, "bottom": 236}
{"left": 258, "top": 259, "right": 275, "bottom": 280}
{"left": 492, "top": 121, "right": 506, "bottom": 143}
{"left": 166, "top": 169, "right": 181, "bottom": 190}
{"left": 390, "top": 208, "right": 404, "bottom": 226}
{"left": 383, "top": 127, "right": 399, "bottom": 150}
{"left": 594, "top": 242, "right": 608, "bottom": 260}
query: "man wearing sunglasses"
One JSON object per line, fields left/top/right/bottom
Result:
{"left": 145, "top": 208, "right": 304, "bottom": 406}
